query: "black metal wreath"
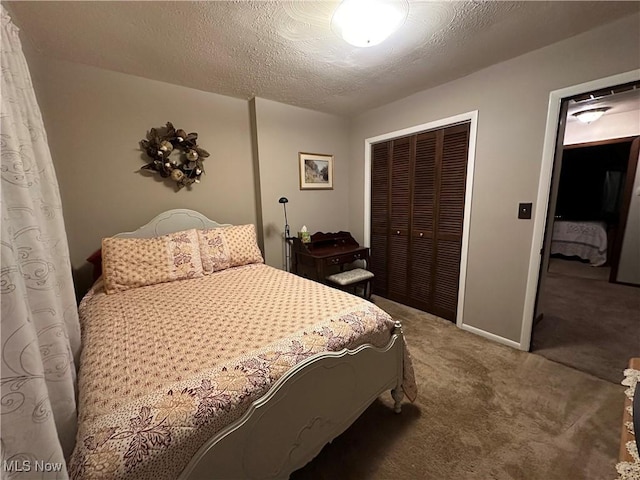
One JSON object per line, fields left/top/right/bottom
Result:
{"left": 140, "top": 122, "right": 209, "bottom": 189}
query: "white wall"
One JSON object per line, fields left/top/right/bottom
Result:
{"left": 252, "top": 98, "right": 351, "bottom": 268}
{"left": 564, "top": 109, "right": 640, "bottom": 145}
{"left": 348, "top": 13, "right": 640, "bottom": 345}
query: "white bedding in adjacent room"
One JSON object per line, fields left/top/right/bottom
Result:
{"left": 551, "top": 220, "right": 608, "bottom": 266}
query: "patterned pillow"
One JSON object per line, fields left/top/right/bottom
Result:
{"left": 197, "top": 224, "right": 263, "bottom": 274}
{"left": 102, "top": 229, "right": 203, "bottom": 294}
{"left": 197, "top": 228, "right": 231, "bottom": 274}
{"left": 223, "top": 224, "right": 264, "bottom": 267}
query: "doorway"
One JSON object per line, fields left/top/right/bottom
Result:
{"left": 529, "top": 81, "right": 640, "bottom": 383}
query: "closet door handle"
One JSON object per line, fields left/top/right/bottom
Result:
{"left": 419, "top": 232, "right": 424, "bottom": 237}
{"left": 396, "top": 230, "right": 400, "bottom": 235}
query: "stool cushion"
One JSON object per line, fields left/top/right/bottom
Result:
{"left": 326, "top": 268, "right": 374, "bottom": 286}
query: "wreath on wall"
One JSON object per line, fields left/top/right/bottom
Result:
{"left": 140, "top": 122, "right": 209, "bottom": 189}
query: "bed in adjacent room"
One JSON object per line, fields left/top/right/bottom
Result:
{"left": 68, "top": 209, "right": 416, "bottom": 480}
{"left": 550, "top": 220, "right": 608, "bottom": 266}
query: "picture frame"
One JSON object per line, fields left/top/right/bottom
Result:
{"left": 299, "top": 152, "right": 334, "bottom": 190}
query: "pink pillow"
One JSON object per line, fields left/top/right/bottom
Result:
{"left": 197, "top": 224, "right": 263, "bottom": 274}
{"left": 101, "top": 229, "right": 203, "bottom": 294}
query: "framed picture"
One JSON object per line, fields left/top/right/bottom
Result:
{"left": 299, "top": 152, "right": 334, "bottom": 190}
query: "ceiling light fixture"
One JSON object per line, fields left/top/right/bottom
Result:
{"left": 572, "top": 107, "right": 611, "bottom": 124}
{"left": 331, "top": 0, "right": 409, "bottom": 48}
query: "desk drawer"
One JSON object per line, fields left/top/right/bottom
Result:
{"left": 324, "top": 251, "right": 365, "bottom": 266}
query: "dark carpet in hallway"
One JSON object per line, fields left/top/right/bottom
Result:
{"left": 533, "top": 262, "right": 640, "bottom": 384}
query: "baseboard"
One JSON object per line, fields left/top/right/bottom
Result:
{"left": 459, "top": 323, "right": 522, "bottom": 350}
{"left": 609, "top": 279, "right": 640, "bottom": 288}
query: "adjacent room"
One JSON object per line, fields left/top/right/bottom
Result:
{"left": 532, "top": 84, "right": 640, "bottom": 384}
{"left": 1, "top": 1, "right": 638, "bottom": 479}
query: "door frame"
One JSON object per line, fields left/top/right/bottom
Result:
{"left": 609, "top": 136, "right": 640, "bottom": 285}
{"left": 363, "top": 110, "right": 478, "bottom": 330}
{"left": 520, "top": 69, "right": 640, "bottom": 351}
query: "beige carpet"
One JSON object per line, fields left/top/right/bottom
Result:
{"left": 292, "top": 297, "right": 624, "bottom": 480}
{"left": 533, "top": 259, "right": 640, "bottom": 384}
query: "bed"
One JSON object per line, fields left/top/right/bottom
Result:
{"left": 550, "top": 220, "right": 608, "bottom": 266}
{"left": 68, "top": 209, "right": 417, "bottom": 480}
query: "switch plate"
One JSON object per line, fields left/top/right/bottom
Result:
{"left": 518, "top": 202, "right": 532, "bottom": 219}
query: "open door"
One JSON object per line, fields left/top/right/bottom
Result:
{"left": 531, "top": 99, "right": 570, "bottom": 336}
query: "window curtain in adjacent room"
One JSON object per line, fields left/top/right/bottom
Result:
{"left": 601, "top": 170, "right": 624, "bottom": 218}
{"left": 1, "top": 6, "right": 81, "bottom": 478}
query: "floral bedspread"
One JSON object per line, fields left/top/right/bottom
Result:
{"left": 68, "top": 264, "right": 416, "bottom": 479}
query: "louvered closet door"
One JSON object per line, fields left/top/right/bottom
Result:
{"left": 432, "top": 123, "right": 470, "bottom": 321}
{"left": 388, "top": 137, "right": 412, "bottom": 302}
{"left": 409, "top": 131, "right": 437, "bottom": 309}
{"left": 370, "top": 142, "right": 390, "bottom": 296}
{"left": 369, "top": 122, "right": 469, "bottom": 322}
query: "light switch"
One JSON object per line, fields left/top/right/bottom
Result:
{"left": 518, "top": 202, "right": 532, "bottom": 220}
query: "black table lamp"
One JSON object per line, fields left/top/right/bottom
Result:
{"left": 279, "top": 197, "right": 291, "bottom": 271}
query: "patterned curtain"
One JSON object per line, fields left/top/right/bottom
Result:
{"left": 1, "top": 6, "right": 81, "bottom": 478}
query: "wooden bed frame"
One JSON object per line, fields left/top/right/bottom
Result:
{"left": 115, "top": 209, "right": 407, "bottom": 479}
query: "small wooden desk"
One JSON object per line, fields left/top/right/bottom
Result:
{"left": 290, "top": 231, "right": 369, "bottom": 283}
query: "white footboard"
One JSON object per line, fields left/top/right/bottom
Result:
{"left": 179, "top": 322, "right": 405, "bottom": 480}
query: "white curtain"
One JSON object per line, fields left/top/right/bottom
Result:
{"left": 1, "top": 6, "right": 81, "bottom": 478}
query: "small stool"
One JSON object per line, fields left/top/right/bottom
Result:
{"left": 326, "top": 268, "right": 375, "bottom": 299}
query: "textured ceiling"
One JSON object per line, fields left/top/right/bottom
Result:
{"left": 7, "top": 1, "right": 640, "bottom": 116}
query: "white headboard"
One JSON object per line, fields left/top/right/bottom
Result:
{"left": 114, "top": 209, "right": 231, "bottom": 239}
